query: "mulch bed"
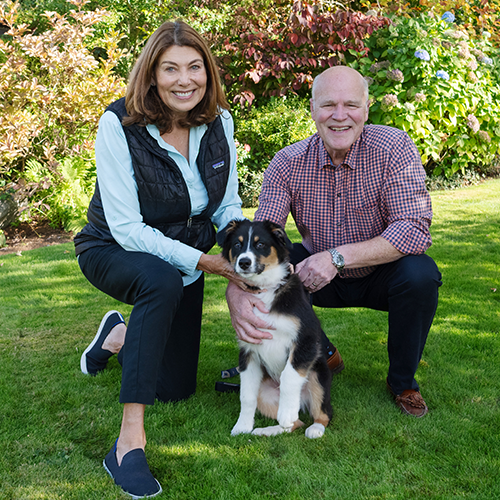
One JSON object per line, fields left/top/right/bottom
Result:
{"left": 0, "top": 222, "right": 73, "bottom": 255}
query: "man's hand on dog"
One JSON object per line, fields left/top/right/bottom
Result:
{"left": 226, "top": 282, "right": 274, "bottom": 344}
{"left": 295, "top": 251, "right": 337, "bottom": 292}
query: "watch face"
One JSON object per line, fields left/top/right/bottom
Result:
{"left": 330, "top": 249, "right": 344, "bottom": 269}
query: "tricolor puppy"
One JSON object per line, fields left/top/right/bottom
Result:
{"left": 222, "top": 219, "right": 332, "bottom": 439}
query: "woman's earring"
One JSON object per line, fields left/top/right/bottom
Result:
{"left": 151, "top": 82, "right": 156, "bottom": 87}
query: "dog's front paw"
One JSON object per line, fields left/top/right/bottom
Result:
{"left": 231, "top": 419, "right": 254, "bottom": 436}
{"left": 305, "top": 423, "right": 325, "bottom": 439}
{"left": 252, "top": 425, "right": 288, "bottom": 437}
{"left": 277, "top": 409, "right": 298, "bottom": 431}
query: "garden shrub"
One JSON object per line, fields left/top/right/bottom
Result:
{"left": 350, "top": 11, "right": 500, "bottom": 178}
{"left": 15, "top": 0, "right": 238, "bottom": 78}
{"left": 21, "top": 156, "right": 96, "bottom": 232}
{"left": 399, "top": 0, "right": 500, "bottom": 45}
{"left": 0, "top": 0, "right": 126, "bottom": 228}
{"left": 234, "top": 97, "right": 316, "bottom": 206}
{"left": 220, "top": 0, "right": 390, "bottom": 106}
{"left": 16, "top": 0, "right": 159, "bottom": 75}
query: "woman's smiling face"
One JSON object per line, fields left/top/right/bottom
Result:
{"left": 154, "top": 45, "right": 207, "bottom": 116}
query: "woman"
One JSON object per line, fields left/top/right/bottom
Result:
{"left": 74, "top": 20, "right": 247, "bottom": 498}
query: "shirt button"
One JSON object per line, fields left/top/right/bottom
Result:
{"left": 337, "top": 222, "right": 342, "bottom": 227}
{"left": 337, "top": 193, "right": 341, "bottom": 197}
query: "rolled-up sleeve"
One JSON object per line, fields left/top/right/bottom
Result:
{"left": 380, "top": 134, "right": 433, "bottom": 254}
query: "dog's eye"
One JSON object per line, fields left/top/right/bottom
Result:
{"left": 233, "top": 242, "right": 242, "bottom": 250}
{"left": 255, "top": 242, "right": 265, "bottom": 250}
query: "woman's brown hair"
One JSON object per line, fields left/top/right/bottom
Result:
{"left": 123, "top": 20, "right": 229, "bottom": 133}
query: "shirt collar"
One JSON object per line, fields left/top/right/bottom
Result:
{"left": 317, "top": 127, "right": 366, "bottom": 170}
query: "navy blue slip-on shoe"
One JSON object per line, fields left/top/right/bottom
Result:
{"left": 103, "top": 440, "right": 162, "bottom": 499}
{"left": 80, "top": 310, "right": 125, "bottom": 375}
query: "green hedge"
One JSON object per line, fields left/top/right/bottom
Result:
{"left": 233, "top": 97, "right": 316, "bottom": 207}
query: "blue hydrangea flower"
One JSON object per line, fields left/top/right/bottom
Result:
{"left": 480, "top": 57, "right": 493, "bottom": 65}
{"left": 414, "top": 50, "right": 430, "bottom": 61}
{"left": 436, "top": 70, "right": 450, "bottom": 80}
{"left": 441, "top": 11, "right": 455, "bottom": 23}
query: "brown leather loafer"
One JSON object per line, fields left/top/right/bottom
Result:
{"left": 327, "top": 348, "right": 345, "bottom": 374}
{"left": 387, "top": 379, "right": 428, "bottom": 417}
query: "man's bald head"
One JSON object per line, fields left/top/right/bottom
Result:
{"left": 312, "top": 66, "right": 369, "bottom": 104}
{"left": 309, "top": 65, "right": 370, "bottom": 164}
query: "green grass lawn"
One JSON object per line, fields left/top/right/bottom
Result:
{"left": 0, "top": 179, "right": 499, "bottom": 500}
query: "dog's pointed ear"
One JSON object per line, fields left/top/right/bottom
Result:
{"left": 264, "top": 220, "right": 293, "bottom": 252}
{"left": 217, "top": 219, "right": 243, "bottom": 249}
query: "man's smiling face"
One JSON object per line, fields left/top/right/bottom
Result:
{"left": 310, "top": 67, "right": 369, "bottom": 165}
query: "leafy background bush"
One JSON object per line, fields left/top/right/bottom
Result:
{"left": 219, "top": 0, "right": 390, "bottom": 106}
{"left": 234, "top": 97, "right": 316, "bottom": 206}
{"left": 0, "top": 0, "right": 498, "bottom": 232}
{"left": 0, "top": 0, "right": 125, "bottom": 230}
{"left": 351, "top": 11, "right": 500, "bottom": 179}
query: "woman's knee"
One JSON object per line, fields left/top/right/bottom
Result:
{"left": 78, "top": 245, "right": 185, "bottom": 305}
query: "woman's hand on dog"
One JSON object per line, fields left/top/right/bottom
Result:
{"left": 226, "top": 282, "right": 274, "bottom": 344}
{"left": 197, "top": 253, "right": 259, "bottom": 292}
{"left": 295, "top": 251, "right": 337, "bottom": 292}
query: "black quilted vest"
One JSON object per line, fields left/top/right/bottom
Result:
{"left": 74, "top": 98, "right": 231, "bottom": 256}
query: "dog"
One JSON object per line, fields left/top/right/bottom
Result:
{"left": 222, "top": 219, "right": 333, "bottom": 439}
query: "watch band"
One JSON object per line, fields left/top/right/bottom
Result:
{"left": 328, "top": 248, "right": 345, "bottom": 274}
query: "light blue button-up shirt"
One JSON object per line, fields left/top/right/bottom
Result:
{"left": 95, "top": 108, "right": 244, "bottom": 286}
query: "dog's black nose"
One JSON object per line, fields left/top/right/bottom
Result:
{"left": 238, "top": 257, "right": 252, "bottom": 270}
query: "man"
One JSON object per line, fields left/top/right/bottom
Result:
{"left": 226, "top": 66, "right": 442, "bottom": 417}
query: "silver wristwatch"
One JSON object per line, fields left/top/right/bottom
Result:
{"left": 328, "top": 248, "right": 345, "bottom": 274}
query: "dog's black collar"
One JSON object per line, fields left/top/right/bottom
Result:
{"left": 275, "top": 268, "right": 292, "bottom": 293}
{"left": 245, "top": 284, "right": 261, "bottom": 292}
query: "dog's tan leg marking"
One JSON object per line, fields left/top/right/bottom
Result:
{"left": 291, "top": 419, "right": 305, "bottom": 431}
{"left": 252, "top": 379, "right": 305, "bottom": 437}
{"left": 256, "top": 379, "right": 279, "bottom": 419}
{"left": 303, "top": 372, "right": 330, "bottom": 438}
{"left": 252, "top": 419, "right": 304, "bottom": 437}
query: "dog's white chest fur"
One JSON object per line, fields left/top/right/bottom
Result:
{"left": 240, "top": 289, "right": 300, "bottom": 381}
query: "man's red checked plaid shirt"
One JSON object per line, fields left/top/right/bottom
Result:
{"left": 254, "top": 124, "right": 433, "bottom": 279}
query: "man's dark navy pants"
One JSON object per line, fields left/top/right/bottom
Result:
{"left": 290, "top": 244, "right": 442, "bottom": 395}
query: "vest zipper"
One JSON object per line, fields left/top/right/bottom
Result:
{"left": 186, "top": 217, "right": 193, "bottom": 242}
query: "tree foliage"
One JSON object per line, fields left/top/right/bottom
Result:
{"left": 220, "top": 0, "right": 390, "bottom": 106}
{"left": 0, "top": 0, "right": 126, "bottom": 225}
{"left": 351, "top": 12, "right": 500, "bottom": 178}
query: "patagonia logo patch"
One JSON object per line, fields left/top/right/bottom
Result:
{"left": 212, "top": 161, "right": 225, "bottom": 169}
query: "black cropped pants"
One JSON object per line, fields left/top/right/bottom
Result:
{"left": 78, "top": 243, "right": 204, "bottom": 405}
{"left": 290, "top": 244, "right": 442, "bottom": 395}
